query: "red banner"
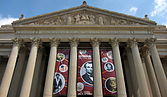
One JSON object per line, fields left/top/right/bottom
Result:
{"left": 101, "top": 50, "right": 117, "bottom": 95}
{"left": 53, "top": 49, "right": 70, "bottom": 95}
{"left": 77, "top": 50, "right": 93, "bottom": 95}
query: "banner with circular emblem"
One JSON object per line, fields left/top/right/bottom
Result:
{"left": 77, "top": 49, "right": 93, "bottom": 95}
{"left": 100, "top": 50, "right": 117, "bottom": 96}
{"left": 53, "top": 49, "right": 70, "bottom": 96}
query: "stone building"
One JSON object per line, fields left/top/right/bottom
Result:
{"left": 0, "top": 1, "right": 167, "bottom": 97}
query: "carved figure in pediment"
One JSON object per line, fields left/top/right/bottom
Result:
{"left": 89, "top": 15, "right": 95, "bottom": 23}
{"left": 44, "top": 20, "right": 51, "bottom": 25}
{"left": 119, "top": 20, "right": 127, "bottom": 25}
{"left": 85, "top": 14, "right": 89, "bottom": 20}
{"left": 55, "top": 17, "right": 63, "bottom": 25}
{"left": 75, "top": 14, "right": 81, "bottom": 23}
{"left": 99, "top": 16, "right": 104, "bottom": 25}
{"left": 74, "top": 14, "right": 96, "bottom": 24}
{"left": 110, "top": 17, "right": 130, "bottom": 25}
{"left": 67, "top": 16, "right": 72, "bottom": 24}
{"left": 110, "top": 18, "right": 117, "bottom": 25}
{"left": 81, "top": 14, "right": 86, "bottom": 20}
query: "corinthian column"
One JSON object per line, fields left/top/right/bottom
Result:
{"left": 0, "top": 38, "right": 21, "bottom": 97}
{"left": 67, "top": 38, "right": 79, "bottom": 97}
{"left": 110, "top": 38, "right": 127, "bottom": 97}
{"left": 146, "top": 38, "right": 167, "bottom": 97}
{"left": 91, "top": 38, "right": 103, "bottom": 97}
{"left": 142, "top": 47, "right": 162, "bottom": 97}
{"left": 43, "top": 38, "right": 59, "bottom": 97}
{"left": 128, "top": 38, "right": 151, "bottom": 97}
{"left": 19, "top": 38, "right": 40, "bottom": 97}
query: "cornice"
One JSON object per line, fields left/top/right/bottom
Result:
{"left": 0, "top": 25, "right": 15, "bottom": 33}
{"left": 13, "top": 25, "right": 156, "bottom": 31}
{"left": 153, "top": 31, "right": 167, "bottom": 34}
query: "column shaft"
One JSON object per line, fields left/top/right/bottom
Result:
{"left": 92, "top": 39, "right": 103, "bottom": 97}
{"left": 0, "top": 39, "right": 20, "bottom": 97}
{"left": 111, "top": 40, "right": 127, "bottom": 97}
{"left": 143, "top": 49, "right": 162, "bottom": 97}
{"left": 30, "top": 47, "right": 43, "bottom": 97}
{"left": 43, "top": 39, "right": 59, "bottom": 97}
{"left": 129, "top": 39, "right": 151, "bottom": 97}
{"left": 67, "top": 39, "right": 78, "bottom": 97}
{"left": 8, "top": 48, "right": 27, "bottom": 97}
{"left": 126, "top": 48, "right": 139, "bottom": 97}
{"left": 123, "top": 57, "right": 134, "bottom": 97}
{"left": 148, "top": 39, "right": 167, "bottom": 97}
{"left": 19, "top": 39, "right": 39, "bottom": 97}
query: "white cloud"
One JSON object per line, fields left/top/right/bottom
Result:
{"left": 126, "top": 7, "right": 138, "bottom": 15}
{"left": 0, "top": 16, "right": 18, "bottom": 27}
{"left": 129, "top": 7, "right": 138, "bottom": 14}
{"left": 151, "top": 0, "right": 167, "bottom": 17}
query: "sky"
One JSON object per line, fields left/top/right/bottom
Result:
{"left": 0, "top": 0, "right": 167, "bottom": 26}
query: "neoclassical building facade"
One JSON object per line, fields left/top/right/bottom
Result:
{"left": 0, "top": 2, "right": 167, "bottom": 97}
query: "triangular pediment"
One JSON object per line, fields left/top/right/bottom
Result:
{"left": 13, "top": 3, "right": 156, "bottom": 25}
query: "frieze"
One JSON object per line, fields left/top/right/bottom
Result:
{"left": 22, "top": 11, "right": 145, "bottom": 25}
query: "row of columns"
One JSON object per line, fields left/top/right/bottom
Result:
{"left": 0, "top": 38, "right": 166, "bottom": 97}
{"left": 128, "top": 39, "right": 151, "bottom": 97}
{"left": 146, "top": 38, "right": 167, "bottom": 97}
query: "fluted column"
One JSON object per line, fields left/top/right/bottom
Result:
{"left": 128, "top": 38, "right": 151, "bottom": 97}
{"left": 146, "top": 38, "right": 167, "bottom": 97}
{"left": 19, "top": 38, "right": 40, "bottom": 97}
{"left": 110, "top": 38, "right": 127, "bottom": 97}
{"left": 0, "top": 38, "right": 21, "bottom": 97}
{"left": 67, "top": 38, "right": 79, "bottom": 97}
{"left": 43, "top": 38, "right": 59, "bottom": 97}
{"left": 126, "top": 48, "right": 139, "bottom": 97}
{"left": 91, "top": 38, "right": 103, "bottom": 97}
{"left": 142, "top": 47, "right": 162, "bottom": 97}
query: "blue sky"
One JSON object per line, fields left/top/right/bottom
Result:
{"left": 0, "top": 0, "right": 167, "bottom": 26}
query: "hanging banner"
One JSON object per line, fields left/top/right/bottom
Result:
{"left": 101, "top": 50, "right": 117, "bottom": 95}
{"left": 53, "top": 49, "right": 70, "bottom": 96}
{"left": 77, "top": 50, "right": 93, "bottom": 95}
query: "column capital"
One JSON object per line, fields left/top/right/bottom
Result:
{"left": 30, "top": 38, "right": 40, "bottom": 47}
{"left": 127, "top": 38, "right": 138, "bottom": 48}
{"left": 12, "top": 38, "right": 23, "bottom": 47}
{"left": 141, "top": 46, "right": 150, "bottom": 56}
{"left": 69, "top": 38, "right": 79, "bottom": 47}
{"left": 49, "top": 38, "right": 60, "bottom": 47}
{"left": 109, "top": 38, "right": 119, "bottom": 47}
{"left": 91, "top": 38, "right": 100, "bottom": 47}
{"left": 145, "top": 38, "right": 157, "bottom": 48}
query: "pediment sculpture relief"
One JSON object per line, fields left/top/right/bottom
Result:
{"left": 24, "top": 11, "right": 143, "bottom": 25}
